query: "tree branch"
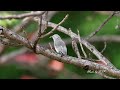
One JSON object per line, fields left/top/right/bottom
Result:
{"left": 72, "top": 38, "right": 81, "bottom": 58}
{"left": 40, "top": 14, "right": 69, "bottom": 38}
{"left": 0, "top": 11, "right": 46, "bottom": 19}
{"left": 87, "top": 11, "right": 116, "bottom": 39}
{"left": 89, "top": 35, "right": 120, "bottom": 43}
{"left": 77, "top": 30, "right": 87, "bottom": 58}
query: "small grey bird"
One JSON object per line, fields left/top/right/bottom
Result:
{"left": 51, "top": 34, "right": 67, "bottom": 56}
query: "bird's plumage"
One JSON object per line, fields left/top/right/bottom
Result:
{"left": 51, "top": 34, "right": 67, "bottom": 55}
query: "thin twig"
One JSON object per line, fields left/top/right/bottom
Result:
{"left": 88, "top": 35, "right": 120, "bottom": 43}
{"left": 40, "top": 14, "right": 69, "bottom": 39}
{"left": 72, "top": 38, "right": 81, "bottom": 58}
{"left": 0, "top": 27, "right": 33, "bottom": 49}
{"left": 42, "top": 11, "right": 48, "bottom": 30}
{"left": 87, "top": 11, "right": 116, "bottom": 39}
{"left": 49, "top": 43, "right": 55, "bottom": 52}
{"left": 101, "top": 42, "right": 107, "bottom": 53}
{"left": 77, "top": 30, "right": 87, "bottom": 58}
{"left": 22, "top": 29, "right": 33, "bottom": 48}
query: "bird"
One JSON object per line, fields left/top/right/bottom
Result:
{"left": 50, "top": 34, "right": 67, "bottom": 56}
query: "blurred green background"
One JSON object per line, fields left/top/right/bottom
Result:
{"left": 0, "top": 11, "right": 120, "bottom": 79}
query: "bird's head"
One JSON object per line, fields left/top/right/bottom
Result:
{"left": 49, "top": 34, "right": 60, "bottom": 40}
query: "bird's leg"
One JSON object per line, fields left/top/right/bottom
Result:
{"left": 58, "top": 51, "right": 65, "bottom": 57}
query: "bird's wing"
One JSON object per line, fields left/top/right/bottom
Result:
{"left": 60, "top": 45, "right": 67, "bottom": 55}
{"left": 54, "top": 39, "right": 67, "bottom": 55}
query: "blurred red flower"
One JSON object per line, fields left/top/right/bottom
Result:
{"left": 48, "top": 60, "right": 64, "bottom": 72}
{"left": 15, "top": 53, "right": 38, "bottom": 65}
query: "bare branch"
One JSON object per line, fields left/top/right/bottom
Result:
{"left": 47, "top": 11, "right": 57, "bottom": 21}
{"left": 72, "top": 38, "right": 81, "bottom": 58}
{"left": 0, "top": 27, "right": 32, "bottom": 49}
{"left": 96, "top": 72, "right": 115, "bottom": 79}
{"left": 77, "top": 30, "right": 87, "bottom": 58}
{"left": 101, "top": 42, "right": 107, "bottom": 53}
{"left": 49, "top": 43, "right": 55, "bottom": 52}
{"left": 0, "top": 11, "right": 46, "bottom": 19}
{"left": 42, "top": 11, "right": 48, "bottom": 31}
{"left": 87, "top": 11, "right": 116, "bottom": 39}
{"left": 40, "top": 14, "right": 69, "bottom": 38}
{"left": 0, "top": 38, "right": 22, "bottom": 46}
{"left": 88, "top": 35, "right": 120, "bottom": 43}
{"left": 33, "top": 16, "right": 43, "bottom": 53}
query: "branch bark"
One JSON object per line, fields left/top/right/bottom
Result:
{"left": 0, "top": 11, "right": 46, "bottom": 19}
